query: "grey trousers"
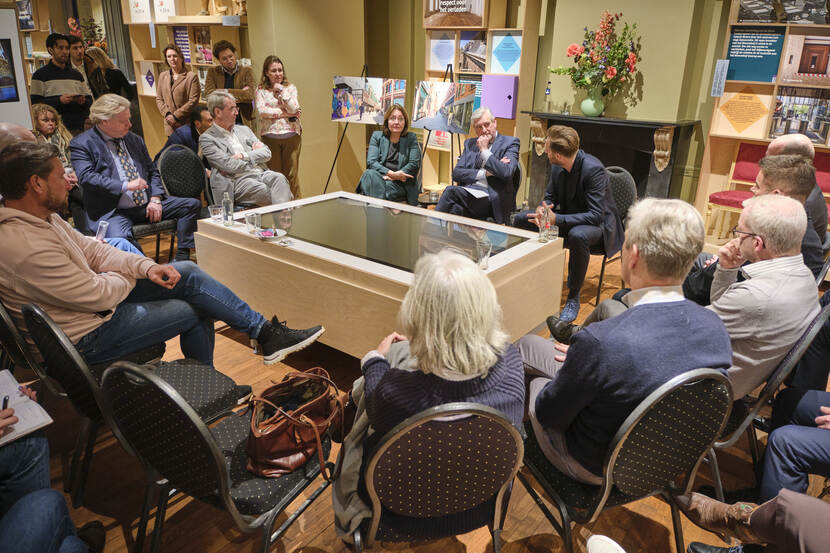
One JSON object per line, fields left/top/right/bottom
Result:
{"left": 235, "top": 170, "right": 292, "bottom": 206}
{"left": 517, "top": 334, "right": 603, "bottom": 485}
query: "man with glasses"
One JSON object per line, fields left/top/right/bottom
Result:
{"left": 200, "top": 91, "right": 291, "bottom": 206}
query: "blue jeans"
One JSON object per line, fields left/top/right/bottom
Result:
{"left": 103, "top": 237, "right": 142, "bottom": 255}
{"left": 0, "top": 489, "right": 87, "bottom": 553}
{"left": 76, "top": 261, "right": 266, "bottom": 367}
{"left": 761, "top": 389, "right": 830, "bottom": 502}
{"left": 0, "top": 432, "right": 50, "bottom": 517}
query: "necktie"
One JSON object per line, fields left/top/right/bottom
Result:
{"left": 114, "top": 139, "right": 146, "bottom": 206}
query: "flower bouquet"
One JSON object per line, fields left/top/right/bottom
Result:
{"left": 550, "top": 11, "right": 641, "bottom": 116}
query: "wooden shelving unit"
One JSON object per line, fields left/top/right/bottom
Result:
{"left": 121, "top": 0, "right": 249, "bottom": 156}
{"left": 696, "top": 0, "right": 830, "bottom": 241}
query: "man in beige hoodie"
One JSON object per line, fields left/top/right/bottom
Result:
{"left": 0, "top": 141, "right": 323, "bottom": 366}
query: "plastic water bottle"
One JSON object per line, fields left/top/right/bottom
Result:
{"left": 222, "top": 192, "right": 233, "bottom": 227}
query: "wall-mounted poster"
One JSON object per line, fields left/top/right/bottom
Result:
{"left": 770, "top": 86, "right": 830, "bottom": 144}
{"left": 331, "top": 76, "right": 407, "bottom": 125}
{"left": 424, "top": 0, "right": 487, "bottom": 29}
{"left": 428, "top": 31, "right": 455, "bottom": 72}
{"left": 779, "top": 33, "right": 830, "bottom": 85}
{"left": 489, "top": 30, "right": 522, "bottom": 75}
{"left": 15, "top": 0, "right": 34, "bottom": 30}
{"left": 726, "top": 26, "right": 785, "bottom": 82}
{"left": 738, "top": 0, "right": 829, "bottom": 24}
{"left": 412, "top": 81, "right": 477, "bottom": 134}
{"left": 0, "top": 39, "right": 20, "bottom": 102}
{"left": 458, "top": 31, "right": 486, "bottom": 73}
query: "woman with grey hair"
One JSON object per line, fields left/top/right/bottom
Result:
{"left": 333, "top": 249, "right": 524, "bottom": 537}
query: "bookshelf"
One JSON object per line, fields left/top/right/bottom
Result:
{"left": 697, "top": 0, "right": 830, "bottom": 243}
{"left": 121, "top": 0, "right": 249, "bottom": 156}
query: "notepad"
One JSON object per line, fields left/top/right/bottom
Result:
{"left": 0, "top": 370, "right": 53, "bottom": 447}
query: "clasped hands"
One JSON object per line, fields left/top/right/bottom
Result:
{"left": 383, "top": 170, "right": 414, "bottom": 182}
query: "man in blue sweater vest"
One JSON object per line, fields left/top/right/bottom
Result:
{"left": 516, "top": 198, "right": 733, "bottom": 484}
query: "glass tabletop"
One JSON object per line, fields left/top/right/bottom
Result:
{"left": 245, "top": 197, "right": 528, "bottom": 272}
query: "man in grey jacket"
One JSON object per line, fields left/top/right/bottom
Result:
{"left": 199, "top": 91, "right": 291, "bottom": 206}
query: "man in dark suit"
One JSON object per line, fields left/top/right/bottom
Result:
{"left": 153, "top": 105, "right": 213, "bottom": 171}
{"left": 517, "top": 125, "right": 623, "bottom": 322}
{"left": 435, "top": 106, "right": 519, "bottom": 224}
{"left": 70, "top": 94, "right": 200, "bottom": 261}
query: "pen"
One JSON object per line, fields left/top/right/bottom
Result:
{"left": 1, "top": 395, "right": 8, "bottom": 410}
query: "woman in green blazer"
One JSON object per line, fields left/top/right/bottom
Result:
{"left": 357, "top": 104, "right": 421, "bottom": 205}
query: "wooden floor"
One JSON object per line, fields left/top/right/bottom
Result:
{"left": 24, "top": 238, "right": 830, "bottom": 553}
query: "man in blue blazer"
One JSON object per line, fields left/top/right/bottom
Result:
{"left": 70, "top": 94, "right": 200, "bottom": 261}
{"left": 435, "top": 106, "right": 519, "bottom": 224}
{"left": 518, "top": 125, "right": 623, "bottom": 322}
{"left": 153, "top": 105, "right": 213, "bottom": 170}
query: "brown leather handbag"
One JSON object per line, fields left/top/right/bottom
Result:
{"left": 246, "top": 367, "right": 344, "bottom": 479}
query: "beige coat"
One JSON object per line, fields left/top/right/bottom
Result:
{"left": 155, "top": 69, "right": 201, "bottom": 135}
{"left": 204, "top": 64, "right": 257, "bottom": 129}
{"left": 0, "top": 207, "right": 156, "bottom": 345}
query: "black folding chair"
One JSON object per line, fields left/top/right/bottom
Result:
{"left": 101, "top": 361, "right": 332, "bottom": 553}
{"left": 519, "top": 369, "right": 733, "bottom": 553}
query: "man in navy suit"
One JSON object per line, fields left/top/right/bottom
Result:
{"left": 153, "top": 105, "right": 213, "bottom": 171}
{"left": 70, "top": 94, "right": 200, "bottom": 261}
{"left": 435, "top": 106, "right": 519, "bottom": 224}
{"left": 518, "top": 125, "right": 623, "bottom": 322}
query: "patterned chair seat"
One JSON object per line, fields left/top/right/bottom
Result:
{"left": 522, "top": 423, "right": 636, "bottom": 517}
{"left": 709, "top": 190, "right": 752, "bottom": 209}
{"left": 209, "top": 410, "right": 331, "bottom": 516}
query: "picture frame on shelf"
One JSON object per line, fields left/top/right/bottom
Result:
{"left": 488, "top": 29, "right": 522, "bottom": 76}
{"left": 457, "top": 31, "right": 486, "bottom": 73}
{"left": 15, "top": 0, "right": 35, "bottom": 30}
{"left": 192, "top": 26, "right": 212, "bottom": 64}
{"left": 428, "top": 30, "right": 456, "bottom": 72}
{"left": 770, "top": 86, "right": 830, "bottom": 145}
{"left": 0, "top": 39, "right": 20, "bottom": 103}
{"left": 779, "top": 31, "right": 830, "bottom": 86}
{"left": 423, "top": 0, "right": 488, "bottom": 29}
{"left": 726, "top": 26, "right": 784, "bottom": 83}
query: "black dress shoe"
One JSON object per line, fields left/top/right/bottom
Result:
{"left": 752, "top": 415, "right": 771, "bottom": 433}
{"left": 687, "top": 543, "right": 743, "bottom": 553}
{"left": 545, "top": 314, "right": 578, "bottom": 344}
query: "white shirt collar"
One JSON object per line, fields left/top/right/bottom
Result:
{"left": 622, "top": 285, "right": 685, "bottom": 307}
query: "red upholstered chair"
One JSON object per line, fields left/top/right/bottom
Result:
{"left": 706, "top": 142, "right": 766, "bottom": 239}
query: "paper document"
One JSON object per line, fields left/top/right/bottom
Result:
{"left": 0, "top": 370, "right": 53, "bottom": 447}
{"left": 462, "top": 186, "right": 490, "bottom": 199}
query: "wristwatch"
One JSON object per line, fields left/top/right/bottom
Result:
{"left": 150, "top": 198, "right": 161, "bottom": 204}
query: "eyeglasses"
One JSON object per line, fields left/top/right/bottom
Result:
{"left": 730, "top": 225, "right": 764, "bottom": 243}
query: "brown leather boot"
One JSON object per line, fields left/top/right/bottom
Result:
{"left": 675, "top": 492, "right": 762, "bottom": 544}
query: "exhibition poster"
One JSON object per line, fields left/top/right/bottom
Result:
{"left": 429, "top": 31, "right": 455, "bottom": 72}
{"left": 490, "top": 30, "right": 522, "bottom": 75}
{"left": 458, "top": 31, "right": 486, "bottom": 73}
{"left": 172, "top": 26, "right": 190, "bottom": 63}
{"left": 726, "top": 26, "right": 785, "bottom": 82}
{"left": 331, "top": 76, "right": 406, "bottom": 125}
{"left": 780, "top": 33, "right": 830, "bottom": 85}
{"left": 424, "top": 0, "right": 487, "bottom": 29}
{"left": 0, "top": 39, "right": 20, "bottom": 102}
{"left": 412, "top": 81, "right": 477, "bottom": 134}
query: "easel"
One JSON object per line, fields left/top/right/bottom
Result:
{"left": 323, "top": 64, "right": 369, "bottom": 194}
{"left": 420, "top": 63, "right": 464, "bottom": 167}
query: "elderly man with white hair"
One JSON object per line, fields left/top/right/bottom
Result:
{"left": 517, "top": 198, "right": 733, "bottom": 484}
{"left": 199, "top": 90, "right": 291, "bottom": 207}
{"left": 69, "top": 93, "right": 201, "bottom": 261}
{"left": 435, "top": 106, "right": 519, "bottom": 225}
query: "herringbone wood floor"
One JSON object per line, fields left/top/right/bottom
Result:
{"left": 19, "top": 238, "right": 829, "bottom": 553}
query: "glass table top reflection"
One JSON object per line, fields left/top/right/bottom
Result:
{"left": 239, "top": 197, "right": 528, "bottom": 273}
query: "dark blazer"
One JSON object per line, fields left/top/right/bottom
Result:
{"left": 452, "top": 133, "right": 520, "bottom": 224}
{"left": 70, "top": 127, "right": 165, "bottom": 230}
{"left": 365, "top": 130, "right": 422, "bottom": 205}
{"left": 544, "top": 149, "right": 623, "bottom": 257}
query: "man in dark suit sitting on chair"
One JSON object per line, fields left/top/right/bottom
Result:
{"left": 70, "top": 94, "right": 200, "bottom": 261}
{"left": 435, "top": 106, "right": 519, "bottom": 224}
{"left": 153, "top": 104, "right": 213, "bottom": 171}
{"left": 515, "top": 125, "right": 623, "bottom": 322}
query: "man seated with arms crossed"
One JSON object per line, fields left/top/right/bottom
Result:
{"left": 0, "top": 142, "right": 324, "bottom": 368}
{"left": 200, "top": 91, "right": 291, "bottom": 207}
{"left": 70, "top": 94, "right": 201, "bottom": 261}
{"left": 516, "top": 125, "right": 623, "bottom": 322}
{"left": 435, "top": 106, "right": 519, "bottom": 225}
{"left": 516, "top": 198, "right": 732, "bottom": 483}
{"left": 154, "top": 104, "right": 213, "bottom": 171}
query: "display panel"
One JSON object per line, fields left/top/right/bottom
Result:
{"left": 249, "top": 197, "right": 527, "bottom": 272}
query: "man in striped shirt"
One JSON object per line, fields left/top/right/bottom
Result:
{"left": 30, "top": 33, "right": 92, "bottom": 135}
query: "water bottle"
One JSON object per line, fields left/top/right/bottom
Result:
{"left": 222, "top": 192, "right": 233, "bottom": 227}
